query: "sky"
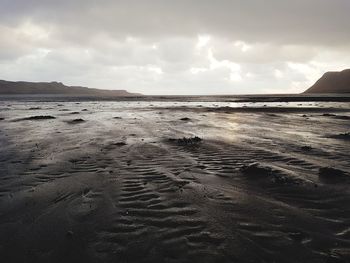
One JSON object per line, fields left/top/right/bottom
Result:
{"left": 0, "top": 0, "right": 349, "bottom": 95}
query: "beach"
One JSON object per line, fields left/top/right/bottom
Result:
{"left": 0, "top": 97, "right": 349, "bottom": 262}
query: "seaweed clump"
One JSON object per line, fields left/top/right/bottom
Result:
{"left": 240, "top": 163, "right": 272, "bottom": 178}
{"left": 168, "top": 136, "right": 202, "bottom": 146}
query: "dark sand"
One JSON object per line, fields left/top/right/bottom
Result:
{"left": 0, "top": 99, "right": 349, "bottom": 263}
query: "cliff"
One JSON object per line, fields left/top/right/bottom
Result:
{"left": 304, "top": 69, "right": 350, "bottom": 93}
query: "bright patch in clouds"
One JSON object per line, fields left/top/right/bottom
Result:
{"left": 234, "top": 41, "right": 251, "bottom": 53}
{"left": 196, "top": 35, "right": 211, "bottom": 49}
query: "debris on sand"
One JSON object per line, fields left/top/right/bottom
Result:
{"left": 301, "top": 146, "right": 312, "bottom": 151}
{"left": 17, "top": 115, "right": 56, "bottom": 121}
{"left": 81, "top": 109, "right": 88, "bottom": 111}
{"left": 329, "top": 132, "right": 350, "bottom": 140}
{"left": 114, "top": 116, "right": 122, "bottom": 119}
{"left": 180, "top": 117, "right": 191, "bottom": 121}
{"left": 319, "top": 167, "right": 348, "bottom": 182}
{"left": 67, "top": 118, "right": 85, "bottom": 124}
{"left": 70, "top": 112, "right": 80, "bottom": 115}
{"left": 168, "top": 136, "right": 202, "bottom": 146}
{"left": 104, "top": 141, "right": 127, "bottom": 150}
{"left": 66, "top": 230, "right": 74, "bottom": 238}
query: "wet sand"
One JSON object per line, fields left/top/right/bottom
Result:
{"left": 0, "top": 99, "right": 349, "bottom": 262}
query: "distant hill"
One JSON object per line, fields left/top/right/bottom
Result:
{"left": 304, "top": 69, "right": 350, "bottom": 93}
{"left": 0, "top": 80, "right": 141, "bottom": 96}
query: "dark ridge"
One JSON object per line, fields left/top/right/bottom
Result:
{"left": 322, "top": 113, "right": 350, "bottom": 120}
{"left": 28, "top": 107, "right": 41, "bottom": 110}
{"left": 334, "top": 115, "right": 350, "bottom": 120}
{"left": 328, "top": 132, "right": 350, "bottom": 140}
{"left": 67, "top": 118, "right": 85, "bottom": 124}
{"left": 113, "top": 142, "right": 127, "bottom": 146}
{"left": 0, "top": 80, "right": 141, "bottom": 96}
{"left": 319, "top": 167, "right": 348, "bottom": 183}
{"left": 15, "top": 115, "right": 56, "bottom": 121}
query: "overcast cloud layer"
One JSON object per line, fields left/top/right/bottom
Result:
{"left": 1, "top": 0, "right": 349, "bottom": 94}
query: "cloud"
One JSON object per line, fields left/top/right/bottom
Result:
{"left": 2, "top": 0, "right": 350, "bottom": 45}
{"left": 0, "top": 0, "right": 349, "bottom": 94}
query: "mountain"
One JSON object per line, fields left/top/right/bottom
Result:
{"left": 0, "top": 80, "right": 141, "bottom": 96}
{"left": 304, "top": 69, "right": 350, "bottom": 93}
